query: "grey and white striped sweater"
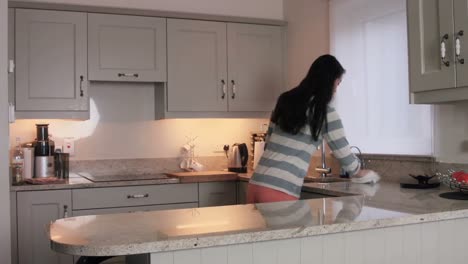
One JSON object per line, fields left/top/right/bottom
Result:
{"left": 250, "top": 106, "right": 361, "bottom": 198}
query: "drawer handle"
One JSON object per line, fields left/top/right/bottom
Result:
{"left": 118, "top": 73, "right": 139, "bottom": 78}
{"left": 127, "top": 194, "right": 149, "bottom": 199}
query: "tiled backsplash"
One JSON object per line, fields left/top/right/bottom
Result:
{"left": 70, "top": 156, "right": 228, "bottom": 176}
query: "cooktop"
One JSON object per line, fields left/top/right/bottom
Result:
{"left": 77, "top": 172, "right": 170, "bottom": 182}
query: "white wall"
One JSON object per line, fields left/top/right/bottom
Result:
{"left": 284, "top": 0, "right": 329, "bottom": 88}
{"left": 1, "top": 0, "right": 12, "bottom": 262}
{"left": 435, "top": 103, "right": 468, "bottom": 163}
{"left": 18, "top": 0, "right": 284, "bottom": 20}
{"left": 10, "top": 84, "right": 268, "bottom": 160}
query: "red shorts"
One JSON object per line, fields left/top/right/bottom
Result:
{"left": 246, "top": 183, "right": 298, "bottom": 204}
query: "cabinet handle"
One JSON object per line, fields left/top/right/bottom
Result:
{"left": 79, "top": 76, "right": 84, "bottom": 97}
{"left": 231, "top": 80, "right": 236, "bottom": 99}
{"left": 118, "top": 73, "right": 139, "bottom": 78}
{"left": 221, "top": 80, "right": 227, "bottom": 99}
{"left": 127, "top": 194, "right": 149, "bottom": 199}
{"left": 456, "top": 30, "right": 465, "bottom": 65}
{"left": 8, "top": 60, "right": 15, "bottom": 74}
{"left": 441, "top": 34, "right": 450, "bottom": 67}
{"left": 63, "top": 205, "right": 69, "bottom": 218}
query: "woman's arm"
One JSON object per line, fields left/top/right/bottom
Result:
{"left": 323, "top": 107, "right": 361, "bottom": 176}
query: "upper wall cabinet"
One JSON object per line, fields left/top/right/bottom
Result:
{"left": 88, "top": 13, "right": 167, "bottom": 82}
{"left": 167, "top": 19, "right": 228, "bottom": 112}
{"left": 165, "top": 19, "right": 283, "bottom": 115}
{"left": 227, "top": 23, "right": 283, "bottom": 112}
{"left": 15, "top": 9, "right": 89, "bottom": 112}
{"left": 408, "top": 0, "right": 468, "bottom": 103}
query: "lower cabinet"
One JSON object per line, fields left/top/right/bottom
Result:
{"left": 198, "top": 182, "right": 237, "bottom": 207}
{"left": 13, "top": 182, "right": 240, "bottom": 264}
{"left": 237, "top": 181, "right": 249, "bottom": 204}
{"left": 16, "top": 190, "right": 73, "bottom": 264}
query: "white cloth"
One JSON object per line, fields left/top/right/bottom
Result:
{"left": 351, "top": 170, "right": 381, "bottom": 184}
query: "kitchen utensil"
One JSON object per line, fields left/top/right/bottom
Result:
{"left": 22, "top": 147, "right": 34, "bottom": 180}
{"left": 54, "top": 152, "right": 69, "bottom": 179}
{"left": 228, "top": 143, "right": 248, "bottom": 173}
{"left": 33, "top": 124, "right": 55, "bottom": 178}
{"left": 400, "top": 174, "right": 440, "bottom": 189}
{"left": 438, "top": 170, "right": 468, "bottom": 200}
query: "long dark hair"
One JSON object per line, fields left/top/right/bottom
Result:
{"left": 271, "top": 55, "right": 345, "bottom": 141}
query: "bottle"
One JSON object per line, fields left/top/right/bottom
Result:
{"left": 11, "top": 137, "right": 24, "bottom": 184}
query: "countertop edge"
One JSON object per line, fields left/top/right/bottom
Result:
{"left": 50, "top": 208, "right": 468, "bottom": 257}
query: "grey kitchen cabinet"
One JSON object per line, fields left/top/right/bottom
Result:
{"left": 165, "top": 19, "right": 283, "bottom": 115}
{"left": 408, "top": 0, "right": 468, "bottom": 103}
{"left": 88, "top": 13, "right": 167, "bottom": 82}
{"left": 198, "top": 182, "right": 237, "bottom": 207}
{"left": 15, "top": 9, "right": 88, "bottom": 114}
{"left": 16, "top": 190, "right": 73, "bottom": 264}
{"left": 237, "top": 181, "right": 249, "bottom": 204}
{"left": 167, "top": 19, "right": 228, "bottom": 112}
{"left": 8, "top": 8, "right": 14, "bottom": 105}
{"left": 227, "top": 23, "right": 284, "bottom": 112}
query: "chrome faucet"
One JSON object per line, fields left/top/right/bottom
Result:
{"left": 315, "top": 139, "right": 331, "bottom": 178}
{"left": 350, "top": 146, "right": 366, "bottom": 169}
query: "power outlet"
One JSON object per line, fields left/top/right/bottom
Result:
{"left": 63, "top": 137, "right": 75, "bottom": 156}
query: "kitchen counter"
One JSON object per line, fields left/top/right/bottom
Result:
{"left": 10, "top": 173, "right": 180, "bottom": 192}
{"left": 49, "top": 181, "right": 468, "bottom": 257}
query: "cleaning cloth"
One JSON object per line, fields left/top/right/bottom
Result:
{"left": 351, "top": 170, "right": 381, "bottom": 184}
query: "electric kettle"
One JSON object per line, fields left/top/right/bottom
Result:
{"left": 228, "top": 143, "right": 249, "bottom": 173}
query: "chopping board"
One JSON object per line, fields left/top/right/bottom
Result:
{"left": 166, "top": 171, "right": 238, "bottom": 183}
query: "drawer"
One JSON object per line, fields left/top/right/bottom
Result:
{"left": 199, "top": 182, "right": 237, "bottom": 208}
{"left": 72, "top": 202, "right": 199, "bottom": 216}
{"left": 72, "top": 184, "right": 198, "bottom": 210}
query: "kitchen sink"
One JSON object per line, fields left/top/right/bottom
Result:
{"left": 305, "top": 176, "right": 350, "bottom": 183}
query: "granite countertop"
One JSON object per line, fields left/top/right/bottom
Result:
{"left": 11, "top": 171, "right": 248, "bottom": 192}
{"left": 49, "top": 181, "right": 468, "bottom": 257}
{"left": 10, "top": 173, "right": 181, "bottom": 192}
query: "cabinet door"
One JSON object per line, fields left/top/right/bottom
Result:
{"left": 17, "top": 190, "right": 73, "bottom": 264}
{"left": 237, "top": 181, "right": 249, "bottom": 204}
{"left": 407, "top": 0, "right": 456, "bottom": 93}
{"left": 454, "top": 0, "right": 468, "bottom": 87}
{"left": 199, "top": 182, "right": 237, "bottom": 207}
{"left": 227, "top": 23, "right": 283, "bottom": 112}
{"left": 167, "top": 19, "right": 228, "bottom": 112}
{"left": 88, "top": 13, "right": 167, "bottom": 82}
{"left": 8, "top": 8, "right": 14, "bottom": 105}
{"left": 15, "top": 9, "right": 88, "bottom": 112}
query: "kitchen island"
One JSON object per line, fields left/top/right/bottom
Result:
{"left": 49, "top": 181, "right": 468, "bottom": 264}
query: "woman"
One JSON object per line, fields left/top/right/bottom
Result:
{"left": 247, "top": 55, "right": 379, "bottom": 204}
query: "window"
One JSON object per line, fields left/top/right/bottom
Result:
{"left": 330, "top": 0, "right": 433, "bottom": 155}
